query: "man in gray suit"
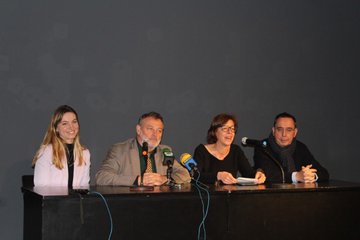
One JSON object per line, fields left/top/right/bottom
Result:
{"left": 95, "top": 112, "right": 191, "bottom": 186}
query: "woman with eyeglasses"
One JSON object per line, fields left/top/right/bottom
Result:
{"left": 193, "top": 113, "right": 265, "bottom": 185}
{"left": 32, "top": 105, "right": 90, "bottom": 188}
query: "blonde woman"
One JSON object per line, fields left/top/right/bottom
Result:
{"left": 32, "top": 105, "right": 90, "bottom": 188}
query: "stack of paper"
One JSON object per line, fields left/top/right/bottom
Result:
{"left": 236, "top": 177, "right": 258, "bottom": 185}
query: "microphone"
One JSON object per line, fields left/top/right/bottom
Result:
{"left": 241, "top": 137, "right": 267, "bottom": 148}
{"left": 241, "top": 137, "right": 285, "bottom": 183}
{"left": 141, "top": 141, "right": 148, "bottom": 157}
{"left": 162, "top": 148, "right": 175, "bottom": 166}
{"left": 162, "top": 148, "right": 175, "bottom": 185}
{"left": 140, "top": 141, "right": 149, "bottom": 187}
{"left": 179, "top": 153, "right": 199, "bottom": 173}
{"left": 130, "top": 140, "right": 154, "bottom": 191}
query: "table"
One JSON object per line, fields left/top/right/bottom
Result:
{"left": 22, "top": 180, "right": 360, "bottom": 240}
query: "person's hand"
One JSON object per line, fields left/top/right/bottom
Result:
{"left": 142, "top": 173, "right": 167, "bottom": 186}
{"left": 295, "top": 164, "right": 317, "bottom": 183}
{"left": 217, "top": 171, "right": 237, "bottom": 184}
{"left": 255, "top": 171, "right": 266, "bottom": 184}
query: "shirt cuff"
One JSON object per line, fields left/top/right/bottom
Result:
{"left": 291, "top": 172, "right": 297, "bottom": 183}
{"left": 314, "top": 173, "right": 319, "bottom": 181}
{"left": 291, "top": 172, "right": 319, "bottom": 183}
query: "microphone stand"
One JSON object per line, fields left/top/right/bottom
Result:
{"left": 164, "top": 159, "right": 175, "bottom": 186}
{"left": 189, "top": 163, "right": 198, "bottom": 179}
{"left": 260, "top": 148, "right": 285, "bottom": 184}
{"left": 140, "top": 152, "right": 155, "bottom": 191}
{"left": 166, "top": 165, "right": 173, "bottom": 184}
{"left": 130, "top": 169, "right": 154, "bottom": 192}
{"left": 162, "top": 150, "right": 175, "bottom": 186}
{"left": 241, "top": 140, "right": 286, "bottom": 184}
{"left": 130, "top": 143, "right": 154, "bottom": 191}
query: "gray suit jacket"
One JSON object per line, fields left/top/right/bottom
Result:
{"left": 95, "top": 138, "right": 191, "bottom": 186}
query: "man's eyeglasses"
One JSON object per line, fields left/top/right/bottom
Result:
{"left": 219, "top": 126, "right": 236, "bottom": 133}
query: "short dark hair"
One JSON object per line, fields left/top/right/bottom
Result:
{"left": 206, "top": 113, "right": 238, "bottom": 144}
{"left": 273, "top": 112, "right": 297, "bottom": 128}
{"left": 138, "top": 111, "right": 164, "bottom": 124}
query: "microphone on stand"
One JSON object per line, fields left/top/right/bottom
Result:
{"left": 261, "top": 148, "right": 285, "bottom": 184}
{"left": 162, "top": 148, "right": 175, "bottom": 185}
{"left": 162, "top": 148, "right": 174, "bottom": 167}
{"left": 241, "top": 137, "right": 285, "bottom": 184}
{"left": 241, "top": 137, "right": 267, "bottom": 148}
{"left": 179, "top": 153, "right": 209, "bottom": 239}
{"left": 130, "top": 141, "right": 154, "bottom": 191}
{"left": 140, "top": 141, "right": 149, "bottom": 186}
{"left": 141, "top": 141, "right": 148, "bottom": 156}
{"left": 179, "top": 153, "right": 199, "bottom": 178}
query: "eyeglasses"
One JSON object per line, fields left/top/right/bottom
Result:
{"left": 219, "top": 126, "right": 236, "bottom": 133}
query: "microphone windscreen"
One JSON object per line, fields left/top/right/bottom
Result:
{"left": 142, "top": 142, "right": 148, "bottom": 156}
{"left": 162, "top": 148, "right": 171, "bottom": 154}
{"left": 180, "top": 153, "right": 191, "bottom": 165}
{"left": 163, "top": 148, "right": 175, "bottom": 158}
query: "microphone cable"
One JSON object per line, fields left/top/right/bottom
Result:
{"left": 89, "top": 191, "right": 113, "bottom": 240}
{"left": 192, "top": 172, "right": 210, "bottom": 240}
{"left": 69, "top": 189, "right": 113, "bottom": 240}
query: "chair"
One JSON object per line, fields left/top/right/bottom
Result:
{"left": 22, "top": 175, "right": 34, "bottom": 188}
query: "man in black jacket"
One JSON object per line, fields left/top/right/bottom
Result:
{"left": 254, "top": 112, "right": 329, "bottom": 183}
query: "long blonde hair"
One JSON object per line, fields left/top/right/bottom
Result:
{"left": 32, "top": 105, "right": 86, "bottom": 169}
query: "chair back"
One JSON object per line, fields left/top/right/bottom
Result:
{"left": 22, "top": 175, "right": 34, "bottom": 188}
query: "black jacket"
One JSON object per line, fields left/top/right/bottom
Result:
{"left": 253, "top": 140, "right": 329, "bottom": 183}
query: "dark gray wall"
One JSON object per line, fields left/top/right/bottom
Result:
{"left": 1, "top": 0, "right": 359, "bottom": 238}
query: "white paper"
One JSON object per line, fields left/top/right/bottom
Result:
{"left": 236, "top": 177, "right": 258, "bottom": 185}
